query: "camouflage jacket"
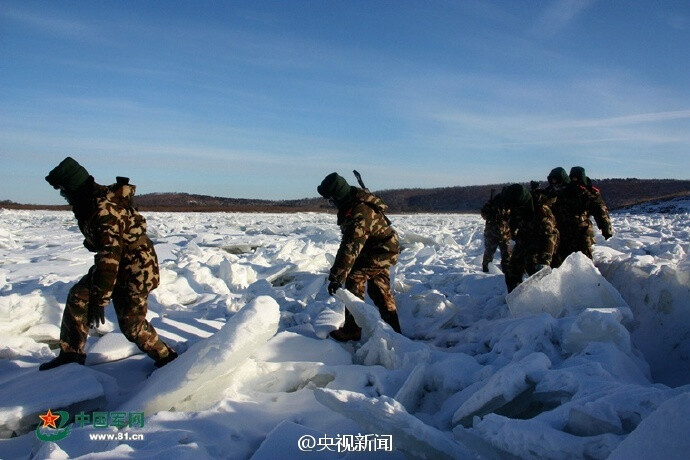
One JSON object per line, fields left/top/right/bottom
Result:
{"left": 511, "top": 191, "right": 559, "bottom": 265}
{"left": 78, "top": 182, "right": 159, "bottom": 308}
{"left": 481, "top": 199, "right": 510, "bottom": 225}
{"left": 481, "top": 199, "right": 512, "bottom": 243}
{"left": 553, "top": 182, "right": 613, "bottom": 238}
{"left": 330, "top": 188, "right": 399, "bottom": 284}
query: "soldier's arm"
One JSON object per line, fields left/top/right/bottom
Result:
{"left": 90, "top": 212, "right": 123, "bottom": 308}
{"left": 534, "top": 207, "right": 558, "bottom": 266}
{"left": 589, "top": 192, "right": 613, "bottom": 238}
{"left": 480, "top": 203, "right": 491, "bottom": 220}
{"left": 330, "top": 209, "right": 372, "bottom": 284}
{"left": 498, "top": 210, "right": 512, "bottom": 243}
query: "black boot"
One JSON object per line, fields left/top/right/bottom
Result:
{"left": 39, "top": 352, "right": 86, "bottom": 371}
{"left": 329, "top": 327, "right": 362, "bottom": 342}
{"left": 380, "top": 309, "right": 402, "bottom": 333}
{"left": 154, "top": 349, "right": 178, "bottom": 368}
{"left": 329, "top": 309, "right": 362, "bottom": 342}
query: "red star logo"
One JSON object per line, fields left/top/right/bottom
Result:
{"left": 39, "top": 409, "right": 60, "bottom": 429}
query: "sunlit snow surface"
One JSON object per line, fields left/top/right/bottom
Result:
{"left": 0, "top": 197, "right": 689, "bottom": 459}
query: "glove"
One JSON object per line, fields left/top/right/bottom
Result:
{"left": 327, "top": 280, "right": 340, "bottom": 296}
{"left": 87, "top": 301, "right": 105, "bottom": 328}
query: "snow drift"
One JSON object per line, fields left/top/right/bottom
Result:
{"left": 0, "top": 203, "right": 689, "bottom": 459}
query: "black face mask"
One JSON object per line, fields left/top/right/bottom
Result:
{"left": 59, "top": 185, "right": 92, "bottom": 217}
{"left": 59, "top": 188, "right": 77, "bottom": 206}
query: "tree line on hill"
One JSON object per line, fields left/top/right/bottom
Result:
{"left": 2, "top": 179, "right": 689, "bottom": 213}
{"left": 376, "top": 178, "right": 690, "bottom": 213}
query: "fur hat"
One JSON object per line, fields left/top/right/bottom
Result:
{"left": 317, "top": 173, "right": 351, "bottom": 202}
{"left": 548, "top": 167, "right": 571, "bottom": 185}
{"left": 569, "top": 166, "right": 587, "bottom": 184}
{"left": 45, "top": 157, "right": 90, "bottom": 191}
{"left": 502, "top": 183, "right": 534, "bottom": 213}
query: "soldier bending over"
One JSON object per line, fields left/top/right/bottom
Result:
{"left": 39, "top": 157, "right": 177, "bottom": 370}
{"left": 317, "top": 172, "right": 401, "bottom": 341}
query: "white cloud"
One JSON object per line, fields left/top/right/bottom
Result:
{"left": 1, "top": 7, "right": 95, "bottom": 39}
{"left": 531, "top": 0, "right": 597, "bottom": 37}
{"left": 542, "top": 110, "right": 690, "bottom": 129}
{"left": 659, "top": 11, "right": 688, "bottom": 30}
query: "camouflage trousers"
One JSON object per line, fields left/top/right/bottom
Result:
{"left": 59, "top": 269, "right": 172, "bottom": 361}
{"left": 342, "top": 266, "right": 401, "bottom": 333}
{"left": 482, "top": 231, "right": 511, "bottom": 272}
{"left": 554, "top": 226, "right": 595, "bottom": 267}
{"left": 505, "top": 242, "right": 548, "bottom": 293}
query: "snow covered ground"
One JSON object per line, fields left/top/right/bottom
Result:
{"left": 0, "top": 197, "right": 688, "bottom": 459}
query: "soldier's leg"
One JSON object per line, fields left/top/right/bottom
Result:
{"left": 525, "top": 259, "right": 540, "bottom": 277}
{"left": 556, "top": 232, "right": 574, "bottom": 265}
{"left": 344, "top": 271, "right": 366, "bottom": 299}
{"left": 58, "top": 274, "right": 91, "bottom": 355}
{"left": 40, "top": 274, "right": 91, "bottom": 370}
{"left": 367, "top": 270, "right": 401, "bottom": 333}
{"left": 505, "top": 244, "right": 526, "bottom": 293}
{"left": 498, "top": 240, "right": 511, "bottom": 273}
{"left": 339, "top": 272, "right": 367, "bottom": 333}
{"left": 326, "top": 271, "right": 365, "bottom": 341}
{"left": 482, "top": 236, "right": 499, "bottom": 272}
{"left": 579, "top": 227, "right": 595, "bottom": 259}
{"left": 112, "top": 286, "right": 173, "bottom": 362}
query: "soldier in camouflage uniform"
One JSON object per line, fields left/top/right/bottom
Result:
{"left": 545, "top": 167, "right": 570, "bottom": 198}
{"left": 541, "top": 167, "right": 570, "bottom": 267}
{"left": 501, "top": 184, "right": 559, "bottom": 293}
{"left": 317, "top": 173, "right": 401, "bottom": 341}
{"left": 480, "top": 189, "right": 512, "bottom": 273}
{"left": 39, "top": 157, "right": 177, "bottom": 370}
{"left": 552, "top": 166, "right": 613, "bottom": 266}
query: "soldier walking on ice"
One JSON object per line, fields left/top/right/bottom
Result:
{"left": 480, "top": 188, "right": 512, "bottom": 273}
{"left": 318, "top": 172, "right": 402, "bottom": 341}
{"left": 39, "top": 157, "right": 178, "bottom": 370}
{"left": 552, "top": 166, "right": 613, "bottom": 266}
{"left": 500, "top": 184, "right": 559, "bottom": 293}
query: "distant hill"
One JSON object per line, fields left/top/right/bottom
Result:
{"left": 2, "top": 179, "right": 689, "bottom": 213}
{"left": 132, "top": 193, "right": 321, "bottom": 213}
{"left": 133, "top": 179, "right": 690, "bottom": 213}
{"left": 376, "top": 178, "right": 690, "bottom": 213}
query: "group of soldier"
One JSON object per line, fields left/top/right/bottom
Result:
{"left": 37, "top": 157, "right": 611, "bottom": 371}
{"left": 481, "top": 166, "right": 613, "bottom": 293}
{"left": 39, "top": 158, "right": 402, "bottom": 370}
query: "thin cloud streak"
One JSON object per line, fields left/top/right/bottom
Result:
{"left": 543, "top": 110, "right": 690, "bottom": 129}
{"left": 430, "top": 109, "right": 689, "bottom": 147}
{"left": 1, "top": 7, "right": 95, "bottom": 39}
{"left": 531, "top": 0, "right": 597, "bottom": 37}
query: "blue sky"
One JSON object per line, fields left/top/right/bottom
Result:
{"left": 1, "top": 0, "right": 689, "bottom": 204}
